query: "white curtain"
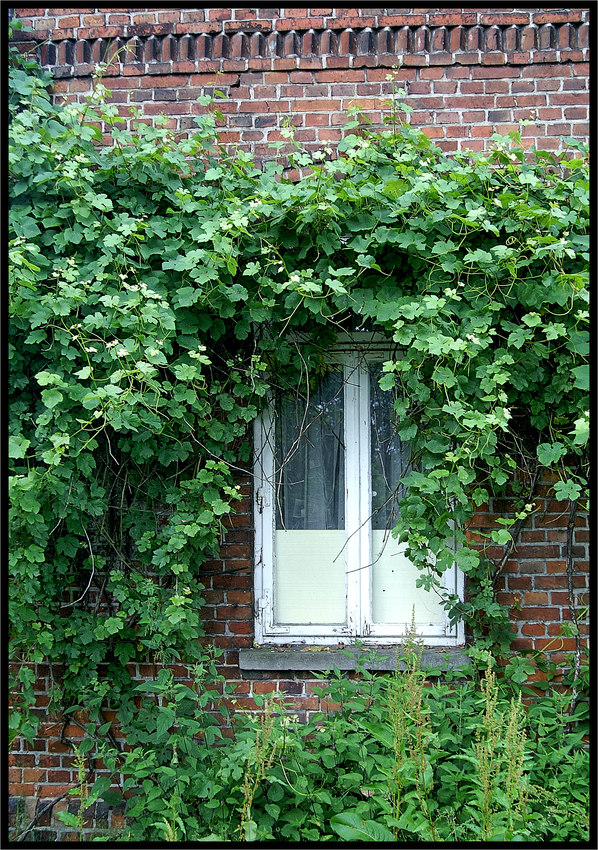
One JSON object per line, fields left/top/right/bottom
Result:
{"left": 275, "top": 369, "right": 345, "bottom": 531}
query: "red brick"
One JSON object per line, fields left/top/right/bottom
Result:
{"left": 318, "top": 129, "right": 342, "bottom": 141}
{"left": 508, "top": 577, "right": 533, "bottom": 590}
{"left": 77, "top": 26, "right": 122, "bottom": 39}
{"left": 472, "top": 66, "right": 520, "bottom": 79}
{"left": 47, "top": 769, "right": 71, "bottom": 782}
{"left": 48, "top": 740, "right": 70, "bottom": 754}
{"left": 497, "top": 592, "right": 521, "bottom": 607}
{"left": 511, "top": 607, "right": 560, "bottom": 620}
{"left": 460, "top": 81, "right": 485, "bottom": 94}
{"left": 523, "top": 592, "right": 549, "bottom": 605}
{"left": 378, "top": 15, "right": 426, "bottom": 27}
{"left": 521, "top": 623, "right": 546, "bottom": 636}
{"left": 520, "top": 530, "right": 546, "bottom": 542}
{"left": 546, "top": 590, "right": 569, "bottom": 606}
{"left": 12, "top": 8, "right": 47, "bottom": 15}
{"left": 140, "top": 74, "right": 190, "bottom": 88}
{"left": 534, "top": 637, "right": 578, "bottom": 651}
{"left": 535, "top": 576, "right": 568, "bottom": 589}
{"left": 8, "top": 784, "right": 36, "bottom": 796}
{"left": 564, "top": 107, "right": 588, "bottom": 120}
{"left": 213, "top": 573, "right": 251, "bottom": 588}
{"left": 39, "top": 784, "right": 70, "bottom": 797}
{"left": 228, "top": 621, "right": 252, "bottom": 634}
{"left": 534, "top": 11, "right": 585, "bottom": 24}
{"left": 511, "top": 638, "right": 534, "bottom": 651}
{"left": 144, "top": 102, "right": 191, "bottom": 115}
{"left": 216, "top": 605, "right": 251, "bottom": 620}
{"left": 518, "top": 545, "right": 561, "bottom": 559}
{"left": 56, "top": 15, "right": 79, "bottom": 27}
{"left": 480, "top": 13, "right": 531, "bottom": 25}
{"left": 227, "top": 591, "right": 252, "bottom": 604}
{"left": 253, "top": 681, "right": 276, "bottom": 694}
{"left": 522, "top": 64, "right": 572, "bottom": 79}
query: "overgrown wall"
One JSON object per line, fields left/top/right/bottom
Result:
{"left": 8, "top": 6, "right": 590, "bottom": 842}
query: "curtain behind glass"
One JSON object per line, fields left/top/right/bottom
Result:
{"left": 370, "top": 363, "right": 408, "bottom": 531}
{"left": 275, "top": 369, "right": 345, "bottom": 531}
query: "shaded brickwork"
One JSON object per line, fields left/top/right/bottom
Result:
{"left": 8, "top": 7, "right": 590, "bottom": 840}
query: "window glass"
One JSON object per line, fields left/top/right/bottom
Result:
{"left": 369, "top": 364, "right": 445, "bottom": 625}
{"left": 275, "top": 369, "right": 345, "bottom": 531}
{"left": 273, "top": 369, "right": 347, "bottom": 624}
{"left": 370, "top": 362, "right": 408, "bottom": 531}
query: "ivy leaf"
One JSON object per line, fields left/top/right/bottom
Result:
{"left": 41, "top": 388, "right": 63, "bottom": 409}
{"left": 571, "top": 364, "right": 588, "bottom": 391}
{"left": 431, "top": 239, "right": 457, "bottom": 255}
{"left": 537, "top": 442, "right": 565, "bottom": 466}
{"left": 35, "top": 370, "right": 63, "bottom": 386}
{"left": 454, "top": 548, "right": 480, "bottom": 573}
{"left": 553, "top": 479, "right": 582, "bottom": 501}
{"left": 9, "top": 435, "right": 30, "bottom": 458}
{"left": 571, "top": 416, "right": 589, "bottom": 446}
{"left": 225, "top": 283, "right": 248, "bottom": 302}
{"left": 56, "top": 812, "right": 80, "bottom": 828}
{"left": 521, "top": 312, "right": 542, "bottom": 328}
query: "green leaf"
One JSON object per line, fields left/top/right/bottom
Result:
{"left": 225, "top": 283, "right": 248, "bottom": 302}
{"left": 537, "top": 442, "right": 565, "bottom": 466}
{"left": 9, "top": 435, "right": 30, "bottom": 459}
{"left": 330, "top": 813, "right": 395, "bottom": 842}
{"left": 41, "top": 388, "right": 63, "bottom": 409}
{"left": 156, "top": 708, "right": 175, "bottom": 739}
{"left": 521, "top": 312, "right": 542, "bottom": 327}
{"left": 571, "top": 364, "right": 589, "bottom": 391}
{"left": 101, "top": 790, "right": 124, "bottom": 806}
{"left": 553, "top": 479, "right": 582, "bottom": 501}
{"left": 56, "top": 811, "right": 80, "bottom": 827}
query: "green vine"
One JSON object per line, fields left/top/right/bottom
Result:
{"left": 9, "top": 24, "right": 588, "bottom": 764}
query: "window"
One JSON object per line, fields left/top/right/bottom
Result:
{"left": 254, "top": 337, "right": 463, "bottom": 645}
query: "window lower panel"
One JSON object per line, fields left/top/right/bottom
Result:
{"left": 274, "top": 529, "right": 347, "bottom": 625}
{"left": 371, "top": 531, "right": 447, "bottom": 626}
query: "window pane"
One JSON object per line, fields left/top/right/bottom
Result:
{"left": 274, "top": 530, "right": 347, "bottom": 624}
{"left": 273, "top": 370, "right": 347, "bottom": 625}
{"left": 275, "top": 369, "right": 345, "bottom": 531}
{"left": 370, "top": 363, "right": 408, "bottom": 531}
{"left": 371, "top": 531, "right": 447, "bottom": 625}
{"left": 370, "top": 365, "right": 446, "bottom": 626}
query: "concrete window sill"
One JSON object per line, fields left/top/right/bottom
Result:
{"left": 239, "top": 646, "right": 469, "bottom": 673}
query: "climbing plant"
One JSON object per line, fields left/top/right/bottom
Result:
{"left": 9, "top": 27, "right": 589, "bottom": 760}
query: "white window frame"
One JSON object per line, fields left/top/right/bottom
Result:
{"left": 253, "top": 337, "right": 464, "bottom": 646}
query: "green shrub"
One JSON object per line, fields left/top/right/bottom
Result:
{"left": 99, "top": 645, "right": 588, "bottom": 842}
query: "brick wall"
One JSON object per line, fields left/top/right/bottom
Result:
{"left": 10, "top": 7, "right": 590, "bottom": 158}
{"left": 8, "top": 7, "right": 590, "bottom": 841}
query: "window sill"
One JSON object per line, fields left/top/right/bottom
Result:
{"left": 239, "top": 645, "right": 469, "bottom": 673}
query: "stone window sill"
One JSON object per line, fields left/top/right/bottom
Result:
{"left": 239, "top": 646, "right": 469, "bottom": 673}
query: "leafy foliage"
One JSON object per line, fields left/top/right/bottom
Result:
{"left": 8, "top": 24, "right": 589, "bottom": 833}
{"left": 92, "top": 649, "right": 589, "bottom": 842}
